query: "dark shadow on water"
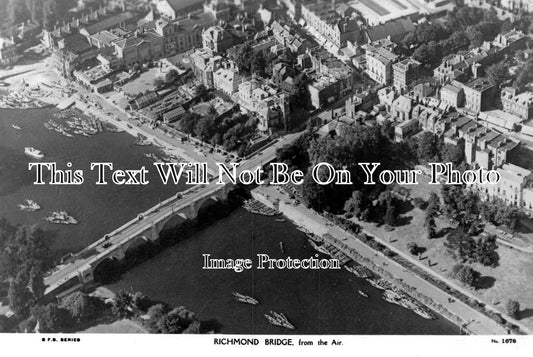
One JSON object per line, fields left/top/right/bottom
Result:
{"left": 91, "top": 190, "right": 247, "bottom": 285}
{"left": 200, "top": 319, "right": 223, "bottom": 333}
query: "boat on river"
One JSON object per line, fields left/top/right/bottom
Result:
{"left": 358, "top": 290, "right": 369, "bottom": 298}
{"left": 18, "top": 199, "right": 40, "bottom": 212}
{"left": 264, "top": 311, "right": 295, "bottom": 330}
{"left": 44, "top": 210, "right": 78, "bottom": 225}
{"left": 232, "top": 292, "right": 259, "bottom": 305}
{"left": 24, "top": 147, "right": 44, "bottom": 159}
{"left": 12, "top": 124, "right": 21, "bottom": 130}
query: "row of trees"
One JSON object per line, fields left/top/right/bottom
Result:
{"left": 446, "top": 229, "right": 499, "bottom": 267}
{"left": 177, "top": 112, "right": 257, "bottom": 156}
{"left": 405, "top": 6, "right": 515, "bottom": 67}
{"left": 1, "top": 0, "right": 75, "bottom": 30}
{"left": 30, "top": 291, "right": 101, "bottom": 332}
{"left": 112, "top": 290, "right": 201, "bottom": 334}
{"left": 0, "top": 219, "right": 51, "bottom": 318}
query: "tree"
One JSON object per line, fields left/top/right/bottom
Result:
{"left": 251, "top": 51, "right": 267, "bottom": 77}
{"left": 62, "top": 292, "right": 98, "bottom": 322}
{"left": 425, "top": 215, "right": 436, "bottom": 239}
{"left": 178, "top": 112, "right": 199, "bottom": 134}
{"left": 301, "top": 172, "right": 327, "bottom": 211}
{"left": 111, "top": 290, "right": 133, "bottom": 318}
{"left": 7, "top": 276, "right": 32, "bottom": 317}
{"left": 165, "top": 69, "right": 179, "bottom": 83}
{"left": 445, "top": 228, "right": 476, "bottom": 262}
{"left": 132, "top": 292, "right": 153, "bottom": 313}
{"left": 474, "top": 234, "right": 499, "bottom": 267}
{"left": 157, "top": 307, "right": 196, "bottom": 334}
{"left": 407, "top": 242, "right": 418, "bottom": 255}
{"left": 28, "top": 264, "right": 45, "bottom": 299}
{"left": 454, "top": 265, "right": 480, "bottom": 287}
{"left": 31, "top": 303, "right": 70, "bottom": 332}
{"left": 384, "top": 199, "right": 397, "bottom": 226}
{"left": 344, "top": 190, "right": 370, "bottom": 220}
{"left": 486, "top": 61, "right": 509, "bottom": 86}
{"left": 506, "top": 299, "right": 520, "bottom": 319}
{"left": 195, "top": 84, "right": 209, "bottom": 101}
{"left": 153, "top": 77, "right": 165, "bottom": 88}
{"left": 412, "top": 41, "right": 442, "bottom": 66}
{"left": 465, "top": 25, "right": 484, "bottom": 47}
{"left": 417, "top": 132, "right": 439, "bottom": 161}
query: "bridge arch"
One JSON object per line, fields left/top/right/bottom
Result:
{"left": 92, "top": 257, "right": 123, "bottom": 284}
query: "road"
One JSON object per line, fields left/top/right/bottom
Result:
{"left": 44, "top": 133, "right": 302, "bottom": 295}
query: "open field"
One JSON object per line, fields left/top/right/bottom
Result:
{"left": 352, "top": 176, "right": 533, "bottom": 330}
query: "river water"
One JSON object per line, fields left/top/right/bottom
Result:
{"left": 0, "top": 108, "right": 458, "bottom": 334}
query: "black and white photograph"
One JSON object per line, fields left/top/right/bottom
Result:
{"left": 0, "top": 0, "right": 533, "bottom": 355}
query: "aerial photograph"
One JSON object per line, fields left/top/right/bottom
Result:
{"left": 1, "top": 0, "right": 533, "bottom": 338}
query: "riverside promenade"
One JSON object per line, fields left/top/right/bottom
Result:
{"left": 253, "top": 185, "right": 511, "bottom": 335}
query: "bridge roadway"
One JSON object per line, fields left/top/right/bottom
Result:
{"left": 43, "top": 133, "right": 301, "bottom": 296}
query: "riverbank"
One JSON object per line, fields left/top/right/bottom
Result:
{"left": 251, "top": 185, "right": 511, "bottom": 335}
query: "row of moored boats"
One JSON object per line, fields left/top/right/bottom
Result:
{"left": 296, "top": 224, "right": 436, "bottom": 320}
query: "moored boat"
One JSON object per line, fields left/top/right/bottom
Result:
{"left": 44, "top": 210, "right": 78, "bottom": 225}
{"left": 264, "top": 311, "right": 295, "bottom": 330}
{"left": 11, "top": 124, "right": 21, "bottom": 130}
{"left": 358, "top": 290, "right": 369, "bottom": 298}
{"left": 232, "top": 292, "right": 259, "bottom": 305}
{"left": 24, "top": 147, "right": 44, "bottom": 159}
{"left": 18, "top": 199, "right": 40, "bottom": 212}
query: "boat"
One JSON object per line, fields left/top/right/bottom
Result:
{"left": 358, "top": 290, "right": 369, "bottom": 298}
{"left": 232, "top": 292, "right": 259, "bottom": 305}
{"left": 279, "top": 241, "right": 285, "bottom": 253}
{"left": 18, "top": 199, "right": 40, "bottom": 212}
{"left": 44, "top": 210, "right": 78, "bottom": 225}
{"left": 264, "top": 311, "right": 295, "bottom": 330}
{"left": 24, "top": 147, "right": 44, "bottom": 159}
{"left": 11, "top": 124, "right": 21, "bottom": 130}
{"left": 275, "top": 218, "right": 285, "bottom": 222}
{"left": 243, "top": 199, "right": 278, "bottom": 216}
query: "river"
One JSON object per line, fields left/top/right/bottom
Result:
{"left": 0, "top": 107, "right": 458, "bottom": 334}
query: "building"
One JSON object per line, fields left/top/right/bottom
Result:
{"left": 394, "top": 118, "right": 419, "bottom": 142}
{"left": 365, "top": 44, "right": 399, "bottom": 85}
{"left": 0, "top": 37, "right": 20, "bottom": 65}
{"left": 463, "top": 77, "right": 497, "bottom": 113}
{"left": 476, "top": 163, "right": 532, "bottom": 206}
{"left": 190, "top": 48, "right": 223, "bottom": 87}
{"left": 202, "top": 25, "right": 239, "bottom": 55}
{"left": 301, "top": 47, "right": 354, "bottom": 109}
{"left": 237, "top": 77, "right": 290, "bottom": 132}
{"left": 348, "top": 0, "right": 419, "bottom": 26}
{"left": 270, "top": 21, "right": 313, "bottom": 55}
{"left": 113, "top": 29, "right": 164, "bottom": 67}
{"left": 154, "top": 0, "right": 204, "bottom": 20}
{"left": 392, "top": 58, "right": 420, "bottom": 91}
{"left": 391, "top": 95, "right": 413, "bottom": 121}
{"left": 154, "top": 12, "right": 217, "bottom": 56}
{"left": 500, "top": 0, "right": 533, "bottom": 13}
{"left": 213, "top": 62, "right": 246, "bottom": 95}
{"left": 364, "top": 18, "right": 415, "bottom": 44}
{"left": 501, "top": 87, "right": 533, "bottom": 120}
{"left": 301, "top": 2, "right": 359, "bottom": 49}
{"left": 440, "top": 83, "right": 465, "bottom": 109}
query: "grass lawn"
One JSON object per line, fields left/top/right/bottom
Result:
{"left": 353, "top": 175, "right": 533, "bottom": 329}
